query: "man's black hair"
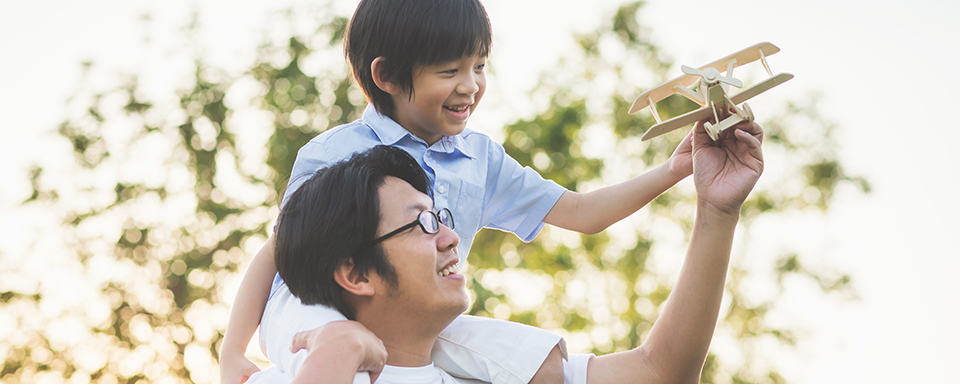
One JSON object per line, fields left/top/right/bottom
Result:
{"left": 345, "top": 0, "right": 492, "bottom": 118}
{"left": 275, "top": 145, "right": 431, "bottom": 319}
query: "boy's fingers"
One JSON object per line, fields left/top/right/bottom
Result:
{"left": 290, "top": 331, "right": 308, "bottom": 353}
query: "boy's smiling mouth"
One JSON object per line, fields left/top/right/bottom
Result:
{"left": 443, "top": 105, "right": 469, "bottom": 113}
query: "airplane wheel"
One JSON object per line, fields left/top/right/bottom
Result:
{"left": 704, "top": 122, "right": 719, "bottom": 141}
{"left": 743, "top": 103, "right": 755, "bottom": 122}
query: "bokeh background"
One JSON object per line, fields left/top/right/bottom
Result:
{"left": 1, "top": 0, "right": 958, "bottom": 383}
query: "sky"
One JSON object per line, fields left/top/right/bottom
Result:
{"left": 1, "top": 0, "right": 958, "bottom": 383}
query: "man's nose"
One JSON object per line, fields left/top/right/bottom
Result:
{"left": 437, "top": 222, "right": 460, "bottom": 252}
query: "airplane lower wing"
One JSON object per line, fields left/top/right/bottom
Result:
{"left": 640, "top": 107, "right": 712, "bottom": 141}
{"left": 731, "top": 73, "right": 794, "bottom": 104}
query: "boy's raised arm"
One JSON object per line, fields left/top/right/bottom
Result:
{"left": 543, "top": 131, "right": 693, "bottom": 235}
{"left": 220, "top": 236, "right": 278, "bottom": 384}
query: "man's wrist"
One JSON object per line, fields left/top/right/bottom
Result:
{"left": 696, "top": 200, "right": 741, "bottom": 223}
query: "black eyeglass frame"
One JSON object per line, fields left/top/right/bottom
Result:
{"left": 369, "top": 208, "right": 454, "bottom": 245}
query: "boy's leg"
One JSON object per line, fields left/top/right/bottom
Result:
{"left": 432, "top": 315, "right": 567, "bottom": 384}
{"left": 259, "top": 274, "right": 363, "bottom": 381}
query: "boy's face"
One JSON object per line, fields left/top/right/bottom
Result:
{"left": 391, "top": 54, "right": 486, "bottom": 145}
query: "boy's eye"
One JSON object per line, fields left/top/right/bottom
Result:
{"left": 442, "top": 69, "right": 458, "bottom": 75}
{"left": 475, "top": 64, "right": 485, "bottom": 71}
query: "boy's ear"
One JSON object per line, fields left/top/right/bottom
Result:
{"left": 371, "top": 57, "right": 402, "bottom": 95}
{"left": 334, "top": 259, "right": 376, "bottom": 297}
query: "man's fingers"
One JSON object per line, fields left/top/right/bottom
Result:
{"left": 692, "top": 121, "right": 712, "bottom": 147}
{"left": 736, "top": 121, "right": 763, "bottom": 144}
{"left": 734, "top": 128, "right": 762, "bottom": 153}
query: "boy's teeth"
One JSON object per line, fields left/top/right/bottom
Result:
{"left": 445, "top": 105, "right": 467, "bottom": 112}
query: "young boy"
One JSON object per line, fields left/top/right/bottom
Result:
{"left": 219, "top": 0, "right": 694, "bottom": 383}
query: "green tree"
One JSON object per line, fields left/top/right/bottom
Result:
{"left": 2, "top": 2, "right": 866, "bottom": 383}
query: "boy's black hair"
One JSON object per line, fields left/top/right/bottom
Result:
{"left": 345, "top": 0, "right": 492, "bottom": 118}
{"left": 275, "top": 145, "right": 432, "bottom": 319}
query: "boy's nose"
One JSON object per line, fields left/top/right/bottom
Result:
{"left": 456, "top": 74, "right": 480, "bottom": 95}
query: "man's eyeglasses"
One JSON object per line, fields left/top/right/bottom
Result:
{"left": 370, "top": 208, "right": 455, "bottom": 245}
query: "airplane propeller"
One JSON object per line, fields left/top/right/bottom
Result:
{"left": 681, "top": 65, "right": 743, "bottom": 88}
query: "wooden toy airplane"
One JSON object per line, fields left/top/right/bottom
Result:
{"left": 628, "top": 42, "right": 794, "bottom": 141}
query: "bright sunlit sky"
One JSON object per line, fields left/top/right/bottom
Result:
{"left": 1, "top": 0, "right": 958, "bottom": 383}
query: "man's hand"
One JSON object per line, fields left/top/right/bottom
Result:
{"left": 692, "top": 120, "right": 764, "bottom": 215}
{"left": 219, "top": 352, "right": 261, "bottom": 384}
{"left": 289, "top": 321, "right": 387, "bottom": 384}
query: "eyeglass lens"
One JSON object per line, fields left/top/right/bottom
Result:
{"left": 419, "top": 208, "right": 454, "bottom": 234}
{"left": 419, "top": 211, "right": 439, "bottom": 234}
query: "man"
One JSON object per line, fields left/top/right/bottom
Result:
{"left": 253, "top": 120, "right": 764, "bottom": 384}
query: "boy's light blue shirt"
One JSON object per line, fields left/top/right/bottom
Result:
{"left": 266, "top": 105, "right": 569, "bottom": 383}
{"left": 283, "top": 105, "right": 567, "bottom": 259}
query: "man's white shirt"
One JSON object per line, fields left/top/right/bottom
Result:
{"left": 246, "top": 353, "right": 592, "bottom": 384}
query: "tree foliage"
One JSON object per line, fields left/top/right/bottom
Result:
{"left": 2, "top": 2, "right": 866, "bottom": 383}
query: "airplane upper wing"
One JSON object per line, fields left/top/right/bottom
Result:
{"left": 697, "top": 42, "right": 780, "bottom": 75}
{"left": 629, "top": 42, "right": 782, "bottom": 115}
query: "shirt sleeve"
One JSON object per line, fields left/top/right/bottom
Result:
{"left": 563, "top": 354, "right": 594, "bottom": 384}
{"left": 481, "top": 141, "right": 567, "bottom": 242}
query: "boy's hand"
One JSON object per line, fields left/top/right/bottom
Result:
{"left": 692, "top": 120, "right": 764, "bottom": 215}
{"left": 290, "top": 321, "right": 387, "bottom": 382}
{"left": 219, "top": 352, "right": 261, "bottom": 384}
{"left": 667, "top": 129, "right": 694, "bottom": 179}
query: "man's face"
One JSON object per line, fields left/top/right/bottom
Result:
{"left": 372, "top": 176, "right": 468, "bottom": 317}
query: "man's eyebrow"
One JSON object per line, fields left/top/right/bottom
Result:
{"left": 407, "top": 201, "right": 432, "bottom": 213}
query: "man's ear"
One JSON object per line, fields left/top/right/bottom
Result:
{"left": 371, "top": 57, "right": 402, "bottom": 95}
{"left": 334, "top": 259, "right": 376, "bottom": 297}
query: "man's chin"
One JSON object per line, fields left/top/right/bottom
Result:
{"left": 443, "top": 294, "right": 471, "bottom": 318}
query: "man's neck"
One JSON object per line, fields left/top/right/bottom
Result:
{"left": 356, "top": 309, "right": 451, "bottom": 367}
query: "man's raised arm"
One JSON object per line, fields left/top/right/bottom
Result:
{"left": 586, "top": 121, "right": 764, "bottom": 384}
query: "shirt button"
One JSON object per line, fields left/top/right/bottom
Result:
{"left": 438, "top": 184, "right": 446, "bottom": 194}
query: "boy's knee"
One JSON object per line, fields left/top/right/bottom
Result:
{"left": 528, "top": 344, "right": 564, "bottom": 384}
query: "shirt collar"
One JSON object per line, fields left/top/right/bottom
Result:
{"left": 362, "top": 104, "right": 476, "bottom": 159}
{"left": 363, "top": 104, "right": 408, "bottom": 146}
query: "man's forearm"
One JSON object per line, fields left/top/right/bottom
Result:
{"left": 641, "top": 202, "right": 739, "bottom": 382}
{"left": 584, "top": 203, "right": 741, "bottom": 384}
